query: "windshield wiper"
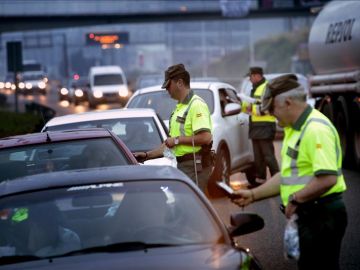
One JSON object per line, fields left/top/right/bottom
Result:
{"left": 0, "top": 255, "right": 42, "bottom": 265}
{"left": 51, "top": 241, "right": 180, "bottom": 258}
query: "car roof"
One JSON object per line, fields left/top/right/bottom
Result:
{"left": 0, "top": 128, "right": 116, "bottom": 149}
{"left": 90, "top": 65, "right": 123, "bottom": 74}
{"left": 0, "top": 165, "right": 192, "bottom": 197}
{"left": 44, "top": 108, "right": 159, "bottom": 128}
{"left": 134, "top": 81, "right": 234, "bottom": 95}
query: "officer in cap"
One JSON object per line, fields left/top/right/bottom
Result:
{"left": 133, "top": 64, "right": 214, "bottom": 194}
{"left": 241, "top": 67, "right": 279, "bottom": 186}
{"left": 233, "top": 74, "right": 347, "bottom": 270}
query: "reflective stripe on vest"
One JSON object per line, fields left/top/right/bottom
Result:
{"left": 280, "top": 116, "right": 346, "bottom": 205}
{"left": 179, "top": 97, "right": 203, "bottom": 136}
{"left": 251, "top": 81, "right": 276, "bottom": 123}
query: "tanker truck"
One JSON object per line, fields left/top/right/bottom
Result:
{"left": 308, "top": 0, "right": 360, "bottom": 170}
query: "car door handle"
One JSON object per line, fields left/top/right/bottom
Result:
{"left": 238, "top": 120, "right": 245, "bottom": 126}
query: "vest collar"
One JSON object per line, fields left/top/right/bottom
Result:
{"left": 179, "top": 89, "right": 194, "bottom": 104}
{"left": 293, "top": 105, "right": 313, "bottom": 131}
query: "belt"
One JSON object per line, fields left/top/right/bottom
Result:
{"left": 302, "top": 192, "right": 343, "bottom": 207}
{"left": 176, "top": 153, "right": 196, "bottom": 163}
{"left": 280, "top": 193, "right": 343, "bottom": 214}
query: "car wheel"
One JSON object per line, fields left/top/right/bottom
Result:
{"left": 215, "top": 146, "right": 230, "bottom": 185}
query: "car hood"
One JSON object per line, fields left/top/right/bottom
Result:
{"left": 1, "top": 244, "right": 256, "bottom": 270}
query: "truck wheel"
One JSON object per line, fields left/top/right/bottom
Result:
{"left": 354, "top": 129, "right": 360, "bottom": 169}
{"left": 336, "top": 96, "right": 353, "bottom": 167}
{"left": 321, "top": 97, "right": 334, "bottom": 122}
{"left": 352, "top": 100, "right": 360, "bottom": 169}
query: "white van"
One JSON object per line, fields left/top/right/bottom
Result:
{"left": 88, "top": 65, "right": 130, "bottom": 108}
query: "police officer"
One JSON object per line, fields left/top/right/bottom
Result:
{"left": 134, "top": 64, "right": 213, "bottom": 193}
{"left": 232, "top": 74, "right": 347, "bottom": 270}
{"left": 242, "top": 67, "right": 279, "bottom": 185}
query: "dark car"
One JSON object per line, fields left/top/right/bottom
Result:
{"left": 58, "top": 78, "right": 90, "bottom": 105}
{"left": 0, "top": 129, "right": 137, "bottom": 183}
{"left": 0, "top": 165, "right": 263, "bottom": 269}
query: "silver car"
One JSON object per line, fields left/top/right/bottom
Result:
{"left": 126, "top": 82, "right": 256, "bottom": 184}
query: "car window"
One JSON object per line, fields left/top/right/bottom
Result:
{"left": 0, "top": 138, "right": 130, "bottom": 182}
{"left": 0, "top": 180, "right": 223, "bottom": 259}
{"left": 46, "top": 117, "right": 163, "bottom": 152}
{"left": 94, "top": 74, "right": 124, "bottom": 85}
{"left": 127, "top": 89, "right": 214, "bottom": 120}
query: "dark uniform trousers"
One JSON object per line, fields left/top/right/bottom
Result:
{"left": 252, "top": 138, "right": 279, "bottom": 179}
{"left": 177, "top": 160, "right": 212, "bottom": 193}
{"left": 296, "top": 194, "right": 347, "bottom": 270}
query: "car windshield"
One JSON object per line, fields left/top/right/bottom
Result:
{"left": 0, "top": 138, "right": 130, "bottom": 182}
{"left": 0, "top": 180, "right": 223, "bottom": 261}
{"left": 94, "top": 74, "right": 124, "bottom": 86}
{"left": 127, "top": 89, "right": 214, "bottom": 120}
{"left": 46, "top": 117, "right": 163, "bottom": 152}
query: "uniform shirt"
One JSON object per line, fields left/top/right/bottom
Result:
{"left": 280, "top": 106, "right": 346, "bottom": 205}
{"left": 169, "top": 90, "right": 212, "bottom": 157}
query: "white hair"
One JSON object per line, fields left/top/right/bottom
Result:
{"left": 275, "top": 85, "right": 307, "bottom": 105}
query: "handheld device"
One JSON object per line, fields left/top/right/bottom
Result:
{"left": 216, "top": 181, "right": 242, "bottom": 199}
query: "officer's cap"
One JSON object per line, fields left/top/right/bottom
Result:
{"left": 261, "top": 74, "right": 301, "bottom": 113}
{"left": 161, "top": 63, "right": 189, "bottom": 89}
{"left": 245, "top": 66, "right": 264, "bottom": 77}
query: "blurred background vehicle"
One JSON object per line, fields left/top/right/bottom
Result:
{"left": 0, "top": 165, "right": 264, "bottom": 269}
{"left": 0, "top": 129, "right": 137, "bottom": 183}
{"left": 126, "top": 82, "right": 256, "bottom": 185}
{"left": 42, "top": 108, "right": 172, "bottom": 166}
{"left": 18, "top": 60, "right": 49, "bottom": 95}
{"left": 58, "top": 77, "right": 89, "bottom": 105}
{"left": 88, "top": 65, "right": 130, "bottom": 109}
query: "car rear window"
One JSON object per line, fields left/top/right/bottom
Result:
{"left": 0, "top": 138, "right": 130, "bottom": 182}
{"left": 46, "top": 117, "right": 163, "bottom": 152}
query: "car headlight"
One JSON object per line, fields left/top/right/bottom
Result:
{"left": 38, "top": 81, "right": 46, "bottom": 89}
{"left": 74, "top": 89, "right": 84, "bottom": 97}
{"left": 26, "top": 83, "right": 32, "bottom": 89}
{"left": 60, "top": 88, "right": 69, "bottom": 95}
{"left": 93, "top": 90, "right": 103, "bottom": 98}
{"left": 118, "top": 86, "right": 129, "bottom": 97}
{"left": 0, "top": 82, "right": 4, "bottom": 88}
{"left": 5, "top": 82, "right": 12, "bottom": 88}
{"left": 11, "top": 84, "right": 16, "bottom": 90}
{"left": 18, "top": 82, "right": 25, "bottom": 89}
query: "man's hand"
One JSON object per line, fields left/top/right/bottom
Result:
{"left": 133, "top": 152, "right": 147, "bottom": 163}
{"left": 231, "top": 189, "right": 255, "bottom": 207}
{"left": 165, "top": 137, "right": 176, "bottom": 148}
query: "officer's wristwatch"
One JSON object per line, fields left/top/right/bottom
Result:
{"left": 174, "top": 136, "right": 180, "bottom": 145}
{"left": 288, "top": 194, "right": 300, "bottom": 206}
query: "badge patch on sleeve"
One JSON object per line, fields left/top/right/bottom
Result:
{"left": 196, "top": 113, "right": 202, "bottom": 117}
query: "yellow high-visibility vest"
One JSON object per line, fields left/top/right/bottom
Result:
{"left": 280, "top": 107, "right": 346, "bottom": 206}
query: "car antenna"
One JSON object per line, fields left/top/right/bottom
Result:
{"left": 46, "top": 131, "right": 51, "bottom": 142}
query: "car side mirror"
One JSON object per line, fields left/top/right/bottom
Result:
{"left": 224, "top": 103, "right": 241, "bottom": 116}
{"left": 228, "top": 212, "right": 264, "bottom": 237}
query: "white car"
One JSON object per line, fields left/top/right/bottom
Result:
{"left": 126, "top": 82, "right": 256, "bottom": 184}
{"left": 42, "top": 108, "right": 173, "bottom": 166}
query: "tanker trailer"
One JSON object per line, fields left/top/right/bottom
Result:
{"left": 308, "top": 0, "right": 360, "bottom": 170}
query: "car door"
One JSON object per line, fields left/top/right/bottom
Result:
{"left": 220, "top": 87, "right": 252, "bottom": 169}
